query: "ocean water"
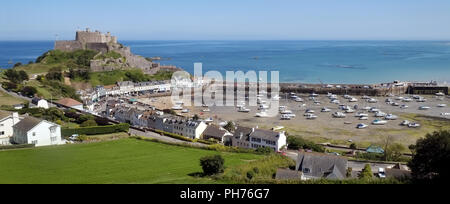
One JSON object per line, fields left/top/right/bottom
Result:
{"left": 1, "top": 40, "right": 450, "bottom": 84}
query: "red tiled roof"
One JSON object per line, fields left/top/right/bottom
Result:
{"left": 56, "top": 98, "right": 82, "bottom": 107}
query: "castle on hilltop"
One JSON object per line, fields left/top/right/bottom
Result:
{"left": 54, "top": 28, "right": 181, "bottom": 74}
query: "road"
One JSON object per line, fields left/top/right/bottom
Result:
{"left": 129, "top": 128, "right": 207, "bottom": 147}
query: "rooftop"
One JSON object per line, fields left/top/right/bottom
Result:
{"left": 56, "top": 98, "right": 83, "bottom": 107}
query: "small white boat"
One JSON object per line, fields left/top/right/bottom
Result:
{"left": 305, "top": 109, "right": 315, "bottom": 114}
{"left": 436, "top": 92, "right": 445, "bottom": 96}
{"left": 417, "top": 98, "right": 427, "bottom": 103}
{"left": 345, "top": 109, "right": 355, "bottom": 113}
{"left": 369, "top": 108, "right": 380, "bottom": 113}
{"left": 181, "top": 109, "right": 190, "bottom": 113}
{"left": 321, "top": 107, "right": 331, "bottom": 112}
{"left": 294, "top": 98, "right": 304, "bottom": 102}
{"left": 279, "top": 106, "right": 287, "bottom": 111}
{"left": 401, "top": 120, "right": 410, "bottom": 126}
{"left": 349, "top": 98, "right": 358, "bottom": 102}
{"left": 375, "top": 112, "right": 387, "bottom": 117}
{"left": 281, "top": 114, "right": 292, "bottom": 120}
{"left": 437, "top": 104, "right": 447, "bottom": 108}
{"left": 362, "top": 106, "right": 372, "bottom": 111}
{"left": 202, "top": 104, "right": 209, "bottom": 107}
{"left": 367, "top": 98, "right": 378, "bottom": 103}
{"left": 204, "top": 118, "right": 214, "bottom": 123}
{"left": 305, "top": 113, "right": 318, "bottom": 120}
{"left": 402, "top": 98, "right": 413, "bottom": 102}
{"left": 395, "top": 96, "right": 404, "bottom": 101}
{"left": 333, "top": 112, "right": 346, "bottom": 118}
{"left": 400, "top": 105, "right": 409, "bottom": 109}
{"left": 392, "top": 103, "right": 400, "bottom": 107}
{"left": 310, "top": 93, "right": 319, "bottom": 97}
{"left": 408, "top": 123, "right": 421, "bottom": 128}
{"left": 355, "top": 112, "right": 369, "bottom": 117}
{"left": 203, "top": 109, "right": 211, "bottom": 112}
{"left": 372, "top": 119, "right": 388, "bottom": 125}
{"left": 362, "top": 95, "right": 371, "bottom": 99}
{"left": 441, "top": 113, "right": 450, "bottom": 116}
{"left": 419, "top": 106, "right": 431, "bottom": 110}
{"left": 331, "top": 100, "right": 340, "bottom": 104}
{"left": 412, "top": 95, "right": 421, "bottom": 99}
{"left": 357, "top": 123, "right": 368, "bottom": 129}
{"left": 385, "top": 114, "right": 398, "bottom": 120}
{"left": 344, "top": 95, "right": 352, "bottom": 99}
{"left": 272, "top": 95, "right": 281, "bottom": 101}
{"left": 259, "top": 104, "right": 269, "bottom": 110}
{"left": 281, "top": 110, "right": 293, "bottom": 115}
{"left": 359, "top": 117, "right": 369, "bottom": 120}
{"left": 256, "top": 111, "right": 269, "bottom": 118}
{"left": 172, "top": 106, "right": 183, "bottom": 110}
{"left": 238, "top": 107, "right": 251, "bottom": 113}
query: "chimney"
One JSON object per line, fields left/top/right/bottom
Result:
{"left": 12, "top": 112, "right": 20, "bottom": 125}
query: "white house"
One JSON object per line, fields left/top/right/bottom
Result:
{"left": 172, "top": 120, "right": 208, "bottom": 139}
{"left": 248, "top": 128, "right": 287, "bottom": 152}
{"left": 12, "top": 116, "right": 65, "bottom": 147}
{"left": 0, "top": 111, "right": 21, "bottom": 145}
{"left": 32, "top": 98, "right": 49, "bottom": 109}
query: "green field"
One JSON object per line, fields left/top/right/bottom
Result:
{"left": 0, "top": 89, "right": 26, "bottom": 106}
{"left": 0, "top": 138, "right": 262, "bottom": 184}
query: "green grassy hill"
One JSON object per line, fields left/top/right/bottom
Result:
{"left": 0, "top": 138, "right": 261, "bottom": 184}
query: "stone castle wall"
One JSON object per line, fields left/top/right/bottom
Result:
{"left": 54, "top": 41, "right": 83, "bottom": 52}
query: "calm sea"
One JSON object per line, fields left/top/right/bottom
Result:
{"left": 1, "top": 40, "right": 450, "bottom": 84}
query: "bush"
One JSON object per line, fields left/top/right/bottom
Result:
{"left": 255, "top": 147, "right": 275, "bottom": 154}
{"left": 350, "top": 143, "right": 357, "bottom": 150}
{"left": 153, "top": 129, "right": 194, "bottom": 142}
{"left": 62, "top": 123, "right": 130, "bottom": 137}
{"left": 21, "top": 86, "right": 38, "bottom": 97}
{"left": 246, "top": 171, "right": 255, "bottom": 180}
{"left": 2, "top": 82, "right": 18, "bottom": 90}
{"left": 80, "top": 119, "right": 98, "bottom": 127}
{"left": 200, "top": 155, "right": 225, "bottom": 176}
{"left": 359, "top": 164, "right": 373, "bottom": 179}
{"left": 287, "top": 136, "right": 325, "bottom": 152}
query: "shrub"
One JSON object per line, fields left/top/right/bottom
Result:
{"left": 246, "top": 171, "right": 255, "bottom": 180}
{"left": 200, "top": 155, "right": 225, "bottom": 176}
{"left": 287, "top": 136, "right": 325, "bottom": 152}
{"left": 359, "top": 164, "right": 373, "bottom": 179}
{"left": 350, "top": 143, "right": 357, "bottom": 150}
{"left": 21, "top": 86, "right": 37, "bottom": 97}
{"left": 153, "top": 129, "right": 194, "bottom": 142}
{"left": 80, "top": 119, "right": 98, "bottom": 127}
{"left": 255, "top": 147, "right": 275, "bottom": 154}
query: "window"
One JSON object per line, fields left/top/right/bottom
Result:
{"left": 51, "top": 137, "right": 57, "bottom": 142}
{"left": 32, "top": 132, "right": 36, "bottom": 136}
{"left": 303, "top": 168, "right": 311, "bottom": 174}
{"left": 0, "top": 131, "right": 4, "bottom": 136}
{"left": 50, "top": 127, "right": 56, "bottom": 133}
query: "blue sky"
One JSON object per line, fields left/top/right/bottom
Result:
{"left": 1, "top": 0, "right": 450, "bottom": 40}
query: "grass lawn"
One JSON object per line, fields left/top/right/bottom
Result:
{"left": 0, "top": 89, "right": 26, "bottom": 106}
{"left": 14, "top": 63, "right": 68, "bottom": 75}
{"left": 0, "top": 138, "right": 262, "bottom": 184}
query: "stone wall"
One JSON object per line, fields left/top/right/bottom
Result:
{"left": 86, "top": 43, "right": 109, "bottom": 54}
{"left": 54, "top": 41, "right": 83, "bottom": 52}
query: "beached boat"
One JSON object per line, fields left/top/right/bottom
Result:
{"left": 238, "top": 107, "right": 251, "bottom": 113}
{"left": 256, "top": 111, "right": 269, "bottom": 118}
{"left": 392, "top": 102, "right": 400, "bottom": 107}
{"left": 357, "top": 123, "right": 368, "bottom": 129}
{"left": 436, "top": 92, "right": 445, "bottom": 96}
{"left": 362, "top": 106, "right": 372, "bottom": 111}
{"left": 305, "top": 113, "right": 318, "bottom": 120}
{"left": 372, "top": 119, "right": 388, "bottom": 125}
{"left": 369, "top": 108, "right": 380, "bottom": 113}
{"left": 367, "top": 98, "right": 378, "bottom": 103}
{"left": 310, "top": 93, "right": 319, "bottom": 97}
{"left": 259, "top": 104, "right": 269, "bottom": 110}
{"left": 281, "top": 110, "right": 293, "bottom": 115}
{"left": 281, "top": 114, "right": 291, "bottom": 120}
{"left": 362, "top": 95, "right": 371, "bottom": 99}
{"left": 385, "top": 114, "right": 398, "bottom": 120}
{"left": 400, "top": 105, "right": 409, "bottom": 109}
{"left": 331, "top": 99, "right": 340, "bottom": 104}
{"left": 294, "top": 98, "right": 304, "bottom": 102}
{"left": 417, "top": 97, "right": 427, "bottom": 102}
{"left": 441, "top": 113, "right": 450, "bottom": 116}
{"left": 321, "top": 107, "right": 331, "bottom": 112}
{"left": 345, "top": 109, "right": 355, "bottom": 113}
{"left": 402, "top": 98, "right": 413, "bottom": 102}
{"left": 333, "top": 112, "right": 346, "bottom": 118}
{"left": 375, "top": 112, "right": 387, "bottom": 117}
{"left": 419, "top": 106, "right": 431, "bottom": 110}
{"left": 437, "top": 104, "right": 447, "bottom": 108}
{"left": 203, "top": 109, "right": 211, "bottom": 112}
{"left": 408, "top": 123, "right": 421, "bottom": 128}
{"left": 172, "top": 105, "right": 183, "bottom": 110}
{"left": 355, "top": 112, "right": 369, "bottom": 117}
{"left": 359, "top": 117, "right": 369, "bottom": 120}
{"left": 401, "top": 120, "right": 410, "bottom": 126}
{"left": 305, "top": 109, "right": 315, "bottom": 114}
{"left": 181, "top": 109, "right": 190, "bottom": 113}
{"left": 204, "top": 118, "right": 214, "bottom": 123}
{"left": 349, "top": 98, "right": 358, "bottom": 102}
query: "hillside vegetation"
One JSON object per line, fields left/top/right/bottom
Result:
{"left": 2, "top": 49, "right": 174, "bottom": 100}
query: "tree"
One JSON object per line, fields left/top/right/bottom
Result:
{"left": 45, "top": 67, "right": 63, "bottom": 81}
{"left": 13, "top": 62, "right": 22, "bottom": 68}
{"left": 350, "top": 143, "right": 357, "bottom": 150}
{"left": 193, "top": 114, "right": 200, "bottom": 121}
{"left": 81, "top": 119, "right": 98, "bottom": 127}
{"left": 19, "top": 70, "right": 29, "bottom": 81}
{"left": 77, "top": 114, "right": 95, "bottom": 124}
{"left": 223, "top": 121, "right": 235, "bottom": 132}
{"left": 21, "top": 86, "right": 37, "bottom": 97}
{"left": 408, "top": 130, "right": 450, "bottom": 183}
{"left": 359, "top": 164, "right": 373, "bottom": 179}
{"left": 2, "top": 82, "right": 18, "bottom": 90}
{"left": 199, "top": 155, "right": 225, "bottom": 176}
{"left": 287, "top": 136, "right": 325, "bottom": 153}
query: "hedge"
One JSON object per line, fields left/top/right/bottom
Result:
{"left": 153, "top": 129, "right": 195, "bottom": 142}
{"left": 62, "top": 123, "right": 130, "bottom": 137}
{"left": 0, "top": 144, "right": 35, "bottom": 150}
